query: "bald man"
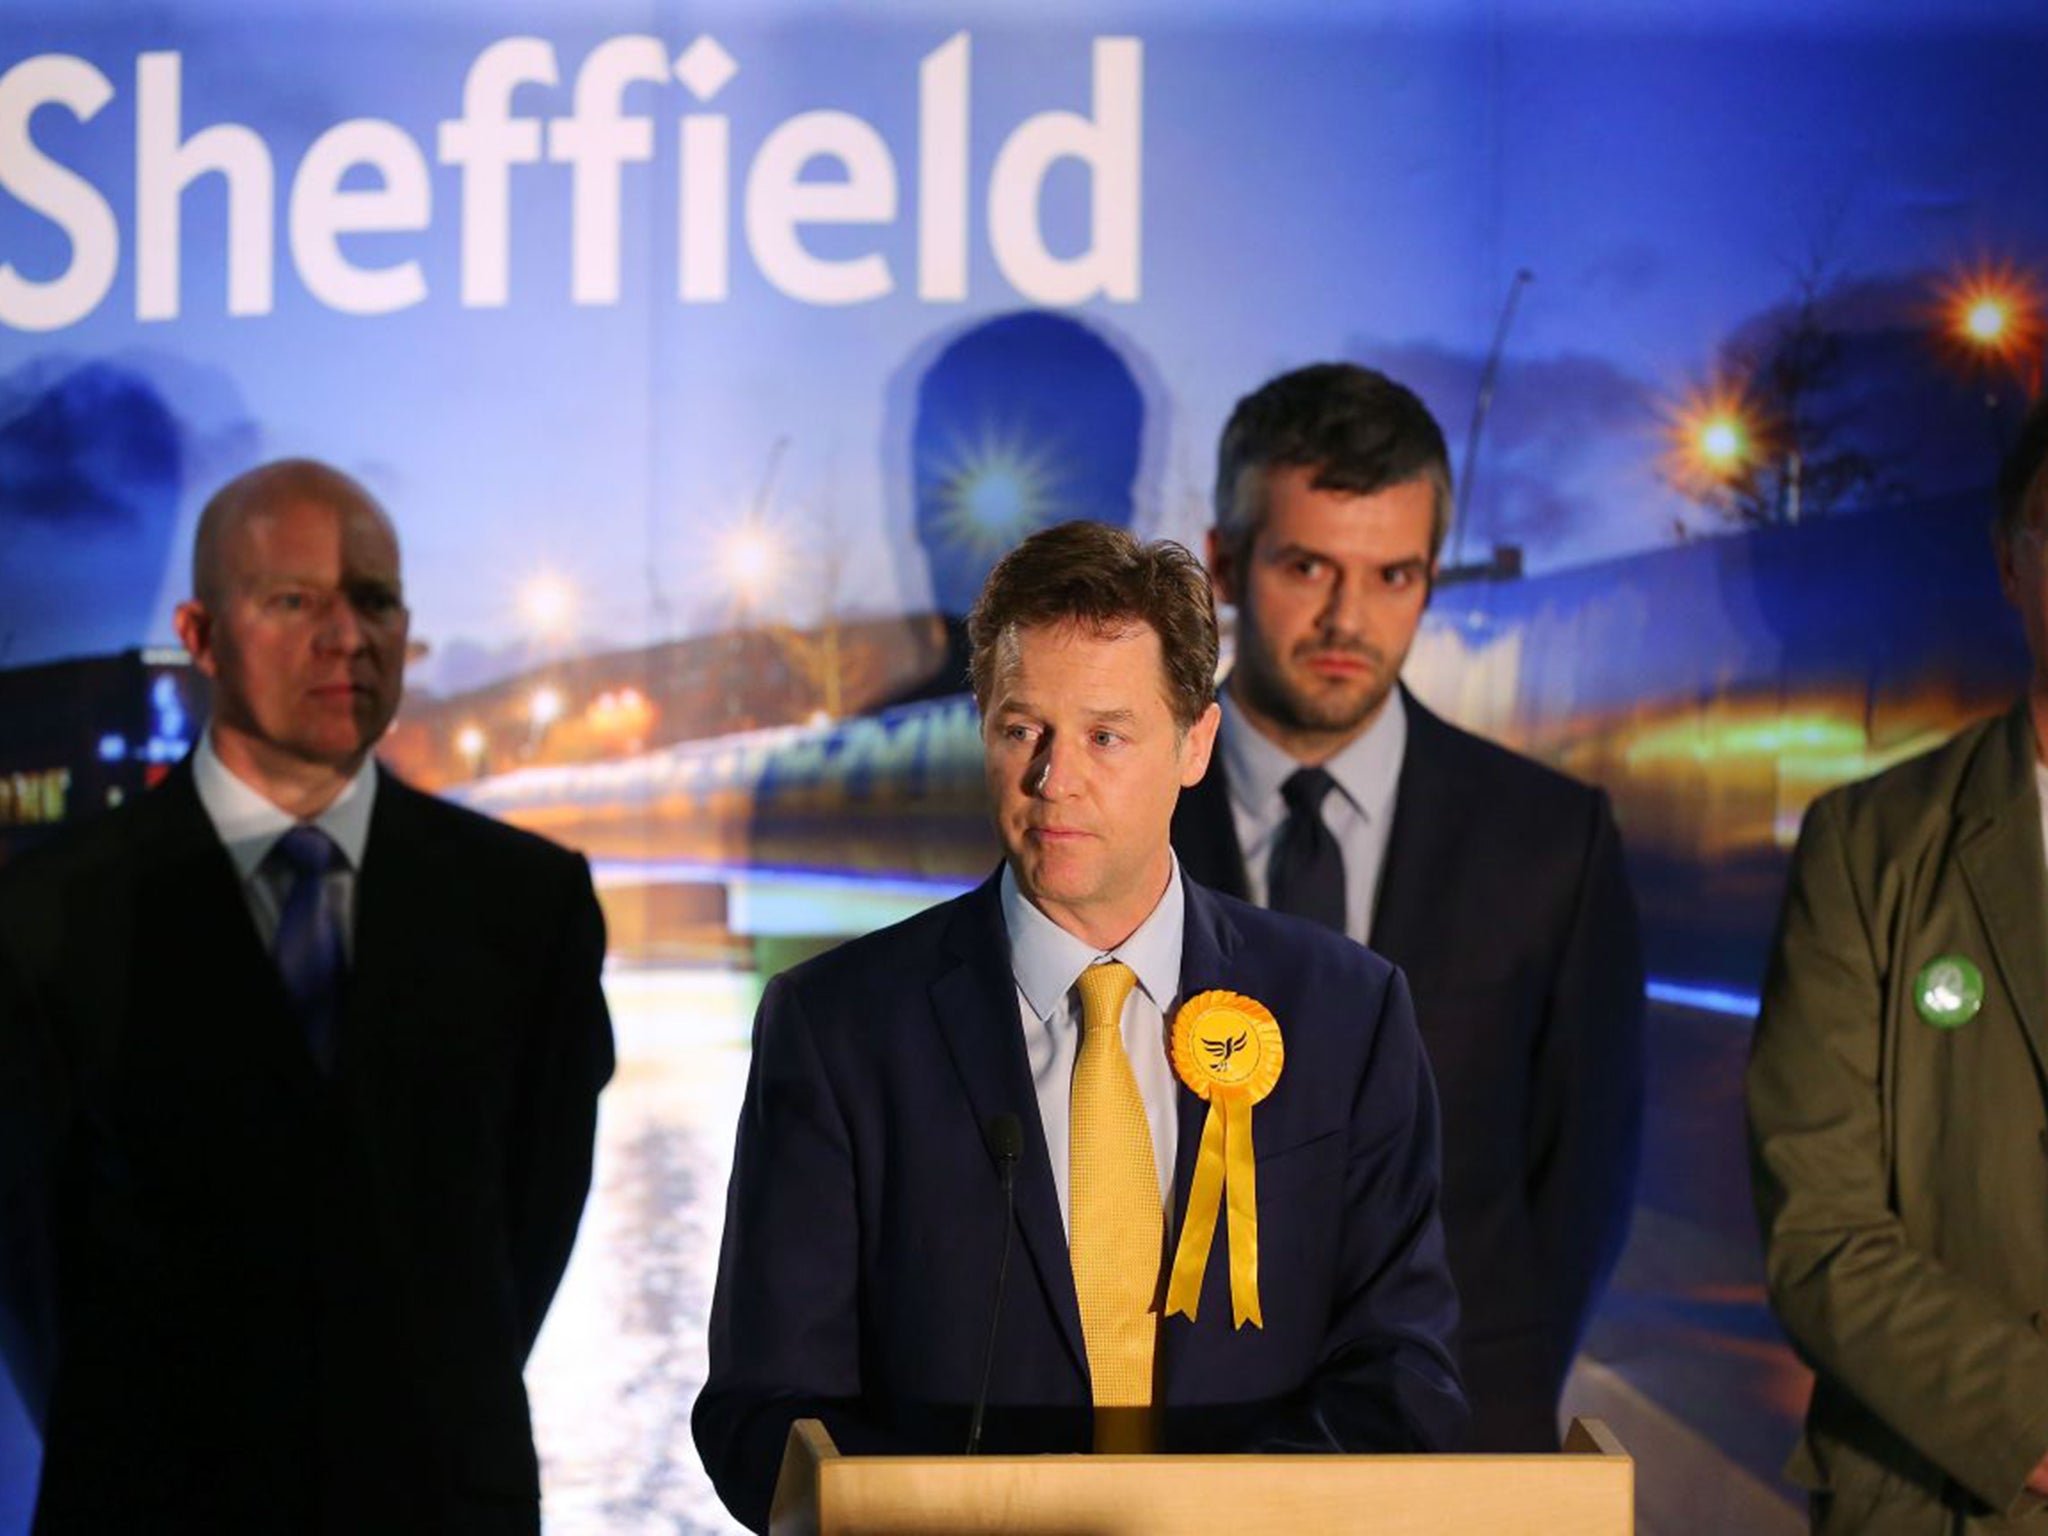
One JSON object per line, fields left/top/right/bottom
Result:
{"left": 0, "top": 460, "right": 614, "bottom": 1535}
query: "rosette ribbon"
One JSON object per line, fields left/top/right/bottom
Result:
{"left": 1164, "top": 990, "right": 1283, "bottom": 1330}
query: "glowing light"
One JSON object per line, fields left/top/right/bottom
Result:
{"left": 1647, "top": 980, "right": 1760, "bottom": 1019}
{"left": 1623, "top": 714, "right": 1867, "bottom": 767}
{"left": 586, "top": 687, "right": 656, "bottom": 743}
{"left": 1964, "top": 297, "right": 2010, "bottom": 345}
{"left": 529, "top": 686, "right": 565, "bottom": 728}
{"left": 456, "top": 725, "right": 487, "bottom": 761}
{"left": 1933, "top": 259, "right": 2045, "bottom": 373}
{"left": 521, "top": 573, "right": 577, "bottom": 638}
{"left": 717, "top": 522, "right": 787, "bottom": 610}
{"left": 925, "top": 420, "right": 1069, "bottom": 562}
{"left": 1661, "top": 381, "right": 1765, "bottom": 492}
{"left": 1698, "top": 417, "right": 1746, "bottom": 469}
{"left": 150, "top": 675, "right": 188, "bottom": 743}
{"left": 1621, "top": 709, "right": 1951, "bottom": 838}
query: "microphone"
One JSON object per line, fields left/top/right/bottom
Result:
{"left": 965, "top": 1112, "right": 1023, "bottom": 1455}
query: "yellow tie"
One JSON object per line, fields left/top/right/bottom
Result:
{"left": 1070, "top": 960, "right": 1163, "bottom": 1453}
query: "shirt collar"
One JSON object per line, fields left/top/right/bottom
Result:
{"left": 1000, "top": 856, "right": 1186, "bottom": 1021}
{"left": 192, "top": 730, "right": 379, "bottom": 883}
{"left": 1219, "top": 682, "right": 1407, "bottom": 826}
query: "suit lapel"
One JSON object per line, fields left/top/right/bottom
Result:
{"left": 1956, "top": 707, "right": 2048, "bottom": 1070}
{"left": 343, "top": 770, "right": 432, "bottom": 1075}
{"left": 1171, "top": 758, "right": 1250, "bottom": 900}
{"left": 930, "top": 875, "right": 1090, "bottom": 1377}
{"left": 1368, "top": 689, "right": 1458, "bottom": 971}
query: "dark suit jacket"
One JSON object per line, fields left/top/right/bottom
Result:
{"left": 691, "top": 868, "right": 1465, "bottom": 1533}
{"left": 1173, "top": 689, "right": 1644, "bottom": 1450}
{"left": 0, "top": 761, "right": 614, "bottom": 1536}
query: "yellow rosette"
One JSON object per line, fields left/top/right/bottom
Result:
{"left": 1165, "top": 990, "right": 1283, "bottom": 1329}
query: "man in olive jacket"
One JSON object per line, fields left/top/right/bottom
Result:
{"left": 1749, "top": 399, "right": 2048, "bottom": 1533}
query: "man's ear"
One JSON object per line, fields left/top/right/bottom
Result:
{"left": 1179, "top": 700, "right": 1222, "bottom": 788}
{"left": 1207, "top": 528, "right": 1241, "bottom": 608}
{"left": 173, "top": 600, "right": 219, "bottom": 679}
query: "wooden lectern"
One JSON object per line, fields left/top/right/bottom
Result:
{"left": 768, "top": 1417, "right": 1632, "bottom": 1535}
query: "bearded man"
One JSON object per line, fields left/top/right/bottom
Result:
{"left": 1173, "top": 363, "right": 1645, "bottom": 1451}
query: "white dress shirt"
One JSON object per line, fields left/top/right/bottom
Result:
{"left": 1219, "top": 685, "right": 1407, "bottom": 946}
{"left": 1001, "top": 858, "right": 1186, "bottom": 1235}
{"left": 190, "top": 731, "right": 378, "bottom": 959}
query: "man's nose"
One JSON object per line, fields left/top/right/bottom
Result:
{"left": 314, "top": 594, "right": 367, "bottom": 652}
{"left": 1317, "top": 572, "right": 1375, "bottom": 638}
{"left": 1033, "top": 736, "right": 1082, "bottom": 799}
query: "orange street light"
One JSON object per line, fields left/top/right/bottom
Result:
{"left": 1933, "top": 259, "right": 2044, "bottom": 393}
{"left": 455, "top": 724, "right": 487, "bottom": 778}
{"left": 1963, "top": 294, "right": 2012, "bottom": 347}
{"left": 1698, "top": 414, "right": 1748, "bottom": 471}
{"left": 1662, "top": 380, "right": 1767, "bottom": 496}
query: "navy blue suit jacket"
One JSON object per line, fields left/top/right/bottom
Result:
{"left": 692, "top": 868, "right": 1465, "bottom": 1533}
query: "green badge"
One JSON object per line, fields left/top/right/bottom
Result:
{"left": 1915, "top": 954, "right": 1985, "bottom": 1029}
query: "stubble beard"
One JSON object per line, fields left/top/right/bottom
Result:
{"left": 1232, "top": 627, "right": 1397, "bottom": 747}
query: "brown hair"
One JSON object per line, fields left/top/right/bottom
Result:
{"left": 967, "top": 520, "right": 1217, "bottom": 732}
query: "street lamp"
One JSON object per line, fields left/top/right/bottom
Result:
{"left": 455, "top": 724, "right": 486, "bottom": 778}
{"left": 1697, "top": 414, "right": 1748, "bottom": 472}
{"left": 1658, "top": 379, "right": 1801, "bottom": 522}
{"left": 1664, "top": 382, "right": 1761, "bottom": 488}
{"left": 1962, "top": 294, "right": 2013, "bottom": 347}
{"left": 716, "top": 521, "right": 787, "bottom": 617}
{"left": 520, "top": 573, "right": 577, "bottom": 640}
{"left": 1934, "top": 259, "right": 2044, "bottom": 397}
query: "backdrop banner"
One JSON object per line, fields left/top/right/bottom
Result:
{"left": 3, "top": 3, "right": 2044, "bottom": 1531}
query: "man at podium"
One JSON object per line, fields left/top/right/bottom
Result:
{"left": 694, "top": 521, "right": 1466, "bottom": 1532}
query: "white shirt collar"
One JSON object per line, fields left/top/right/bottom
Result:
{"left": 1220, "top": 682, "right": 1406, "bottom": 826}
{"left": 1000, "top": 856, "right": 1185, "bottom": 1021}
{"left": 192, "top": 730, "right": 379, "bottom": 882}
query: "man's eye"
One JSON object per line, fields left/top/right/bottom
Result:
{"left": 270, "top": 592, "right": 309, "bottom": 612}
{"left": 1003, "top": 723, "right": 1037, "bottom": 743}
{"left": 1090, "top": 730, "right": 1123, "bottom": 749}
{"left": 1286, "top": 556, "right": 1327, "bottom": 579}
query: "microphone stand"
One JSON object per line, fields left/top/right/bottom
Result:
{"left": 965, "top": 1113, "right": 1022, "bottom": 1455}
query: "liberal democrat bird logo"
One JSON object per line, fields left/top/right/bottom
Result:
{"left": 1204, "top": 1031, "right": 1249, "bottom": 1071}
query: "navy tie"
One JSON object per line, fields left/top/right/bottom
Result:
{"left": 1268, "top": 767, "right": 1347, "bottom": 935}
{"left": 270, "top": 825, "right": 346, "bottom": 1072}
